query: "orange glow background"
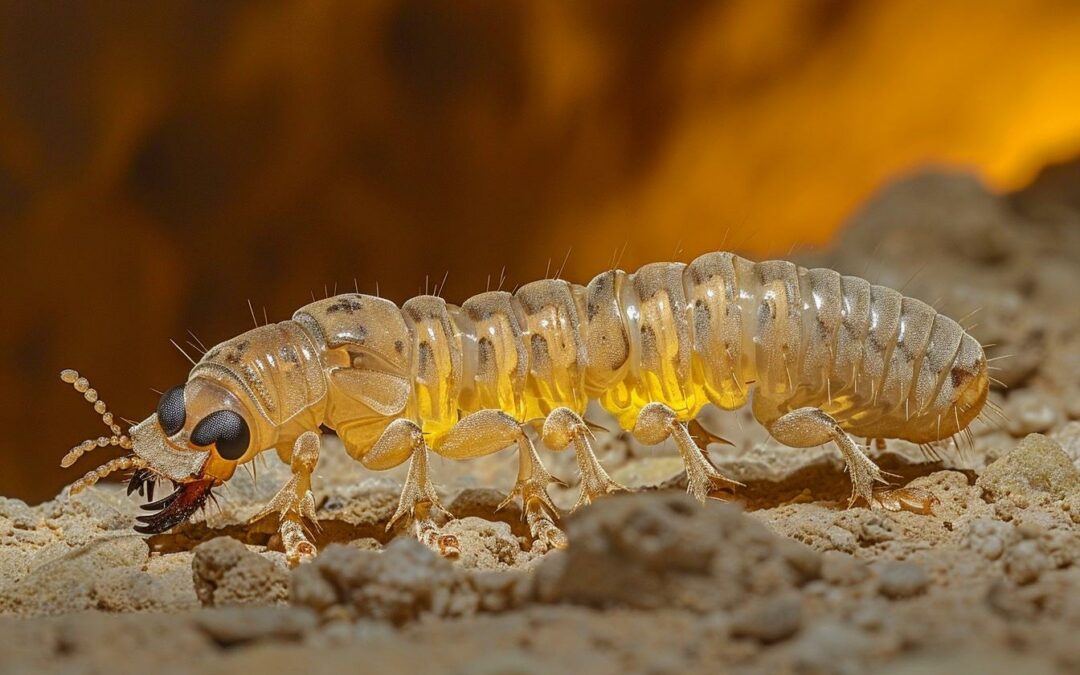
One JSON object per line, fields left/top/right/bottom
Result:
{"left": 3, "top": 0, "right": 1080, "bottom": 502}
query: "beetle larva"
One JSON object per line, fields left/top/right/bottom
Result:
{"left": 59, "top": 252, "right": 990, "bottom": 564}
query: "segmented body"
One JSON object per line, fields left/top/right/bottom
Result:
{"left": 193, "top": 251, "right": 988, "bottom": 463}
{"left": 60, "top": 250, "right": 992, "bottom": 560}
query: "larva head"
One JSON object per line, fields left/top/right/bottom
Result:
{"left": 59, "top": 369, "right": 267, "bottom": 535}
{"left": 132, "top": 376, "right": 263, "bottom": 484}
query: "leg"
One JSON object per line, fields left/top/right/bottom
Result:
{"left": 498, "top": 437, "right": 569, "bottom": 551}
{"left": 766, "top": 407, "right": 892, "bottom": 507}
{"left": 363, "top": 419, "right": 459, "bottom": 557}
{"left": 253, "top": 430, "right": 320, "bottom": 566}
{"left": 633, "top": 403, "right": 743, "bottom": 503}
{"left": 435, "top": 409, "right": 567, "bottom": 550}
{"left": 542, "top": 407, "right": 626, "bottom": 511}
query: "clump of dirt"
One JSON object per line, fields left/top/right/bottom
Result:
{"left": 291, "top": 537, "right": 533, "bottom": 624}
{"left": 977, "top": 433, "right": 1080, "bottom": 505}
{"left": 534, "top": 493, "right": 820, "bottom": 613}
{"left": 1, "top": 165, "right": 1079, "bottom": 674}
{"left": 192, "top": 537, "right": 290, "bottom": 607}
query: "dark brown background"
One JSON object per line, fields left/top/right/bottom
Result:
{"left": 3, "top": 0, "right": 1080, "bottom": 503}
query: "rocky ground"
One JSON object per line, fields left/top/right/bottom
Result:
{"left": 2, "top": 167, "right": 1079, "bottom": 674}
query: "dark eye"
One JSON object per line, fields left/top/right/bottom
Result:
{"left": 157, "top": 385, "right": 187, "bottom": 436}
{"left": 190, "top": 410, "right": 250, "bottom": 460}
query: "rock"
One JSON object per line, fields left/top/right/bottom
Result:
{"left": 440, "top": 516, "right": 535, "bottom": 569}
{"left": 966, "top": 518, "right": 1012, "bottom": 561}
{"left": 191, "top": 537, "right": 289, "bottom": 607}
{"left": 0, "top": 497, "right": 37, "bottom": 531}
{"left": 821, "top": 550, "right": 870, "bottom": 586}
{"left": 791, "top": 621, "right": 876, "bottom": 674}
{"left": 1003, "top": 540, "right": 1051, "bottom": 585}
{"left": 1006, "top": 392, "right": 1060, "bottom": 436}
{"left": 51, "top": 612, "right": 214, "bottom": 668}
{"left": 876, "top": 561, "right": 929, "bottom": 599}
{"left": 90, "top": 566, "right": 199, "bottom": 612}
{"left": 998, "top": 521, "right": 1078, "bottom": 585}
{"left": 850, "top": 599, "right": 892, "bottom": 632}
{"left": 1050, "top": 421, "right": 1080, "bottom": 468}
{"left": 291, "top": 539, "right": 459, "bottom": 623}
{"left": 193, "top": 606, "right": 317, "bottom": 646}
{"left": 730, "top": 593, "right": 803, "bottom": 643}
{"left": 533, "top": 492, "right": 820, "bottom": 612}
{"left": 987, "top": 567, "right": 1080, "bottom": 622}
{"left": 290, "top": 538, "right": 531, "bottom": 624}
{"left": 447, "top": 488, "right": 525, "bottom": 534}
{"left": 977, "top": 434, "right": 1080, "bottom": 501}
{"left": 1065, "top": 393, "right": 1080, "bottom": 421}
{"left": 0, "top": 535, "right": 148, "bottom": 615}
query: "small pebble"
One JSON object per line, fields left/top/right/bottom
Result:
{"left": 876, "top": 561, "right": 929, "bottom": 599}
{"left": 966, "top": 518, "right": 1011, "bottom": 561}
{"left": 192, "top": 537, "right": 289, "bottom": 607}
{"left": 850, "top": 600, "right": 890, "bottom": 631}
{"left": 1064, "top": 391, "right": 1080, "bottom": 420}
{"left": 1006, "top": 392, "right": 1059, "bottom": 436}
{"left": 791, "top": 621, "right": 873, "bottom": 672}
{"left": 1003, "top": 539, "right": 1050, "bottom": 585}
{"left": 820, "top": 550, "right": 869, "bottom": 586}
{"left": 194, "top": 607, "right": 317, "bottom": 646}
{"left": 730, "top": 594, "right": 803, "bottom": 643}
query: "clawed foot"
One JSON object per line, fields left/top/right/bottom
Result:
{"left": 684, "top": 453, "right": 744, "bottom": 503}
{"left": 392, "top": 496, "right": 458, "bottom": 558}
{"left": 496, "top": 463, "right": 569, "bottom": 550}
{"left": 387, "top": 483, "right": 450, "bottom": 532}
{"left": 496, "top": 462, "right": 565, "bottom": 515}
{"left": 386, "top": 450, "right": 451, "bottom": 532}
{"left": 524, "top": 499, "right": 568, "bottom": 551}
{"left": 670, "top": 422, "right": 743, "bottom": 504}
{"left": 572, "top": 445, "right": 627, "bottom": 511}
{"left": 414, "top": 502, "right": 460, "bottom": 557}
{"left": 843, "top": 451, "right": 898, "bottom": 508}
{"left": 634, "top": 404, "right": 742, "bottom": 505}
{"left": 254, "top": 475, "right": 318, "bottom": 523}
{"left": 385, "top": 450, "right": 458, "bottom": 558}
{"left": 253, "top": 476, "right": 320, "bottom": 566}
{"left": 541, "top": 407, "right": 627, "bottom": 512}
{"left": 279, "top": 519, "right": 318, "bottom": 565}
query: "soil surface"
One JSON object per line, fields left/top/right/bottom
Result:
{"left": 2, "top": 168, "right": 1079, "bottom": 674}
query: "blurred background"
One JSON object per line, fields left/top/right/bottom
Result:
{"left": 3, "top": 0, "right": 1080, "bottom": 503}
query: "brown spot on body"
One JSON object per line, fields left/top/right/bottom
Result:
{"left": 950, "top": 365, "right": 970, "bottom": 388}
{"left": 326, "top": 298, "right": 364, "bottom": 315}
{"left": 758, "top": 299, "right": 776, "bottom": 323}
{"left": 530, "top": 334, "right": 551, "bottom": 376}
{"left": 477, "top": 337, "right": 495, "bottom": 378}
{"left": 223, "top": 340, "right": 249, "bottom": 365}
{"left": 416, "top": 342, "right": 442, "bottom": 385}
